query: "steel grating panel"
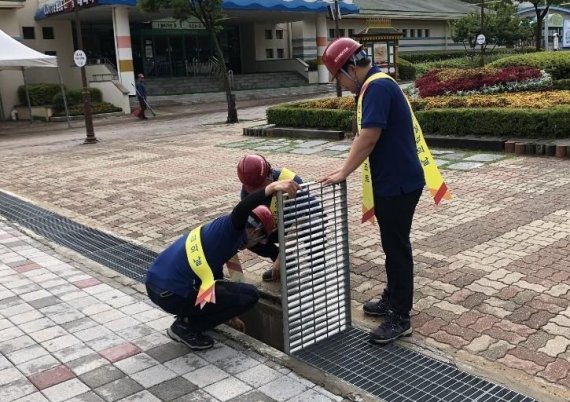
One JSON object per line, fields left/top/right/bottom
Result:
{"left": 0, "top": 191, "right": 153, "bottom": 283}
{"left": 295, "top": 327, "right": 537, "bottom": 402}
{"left": 277, "top": 182, "right": 351, "bottom": 354}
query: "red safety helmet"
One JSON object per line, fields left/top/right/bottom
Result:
{"left": 248, "top": 205, "right": 274, "bottom": 237}
{"left": 237, "top": 154, "right": 271, "bottom": 192}
{"left": 322, "top": 37, "right": 363, "bottom": 80}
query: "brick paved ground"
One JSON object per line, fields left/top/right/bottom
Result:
{"left": 0, "top": 104, "right": 569, "bottom": 401}
{"left": 0, "top": 221, "right": 345, "bottom": 402}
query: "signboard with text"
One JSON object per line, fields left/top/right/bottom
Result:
{"left": 151, "top": 18, "right": 205, "bottom": 30}
{"left": 564, "top": 20, "right": 570, "bottom": 48}
{"left": 42, "top": 0, "right": 97, "bottom": 18}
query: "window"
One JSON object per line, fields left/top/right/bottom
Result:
{"left": 348, "top": 29, "right": 354, "bottom": 37}
{"left": 417, "top": 29, "right": 423, "bottom": 38}
{"left": 410, "top": 29, "right": 415, "bottom": 38}
{"left": 277, "top": 48, "right": 284, "bottom": 58}
{"left": 45, "top": 51, "right": 57, "bottom": 56}
{"left": 42, "top": 27, "right": 55, "bottom": 40}
{"left": 22, "top": 27, "right": 35, "bottom": 40}
{"left": 329, "top": 28, "right": 336, "bottom": 38}
{"left": 265, "top": 48, "right": 274, "bottom": 59}
{"left": 264, "top": 29, "right": 273, "bottom": 40}
{"left": 339, "top": 29, "right": 345, "bottom": 37}
{"left": 276, "top": 30, "right": 283, "bottom": 39}
{"left": 425, "top": 29, "right": 430, "bottom": 38}
{"left": 402, "top": 29, "right": 407, "bottom": 38}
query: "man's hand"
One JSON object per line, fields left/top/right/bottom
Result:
{"left": 265, "top": 179, "right": 300, "bottom": 199}
{"left": 270, "top": 258, "right": 281, "bottom": 282}
{"left": 319, "top": 167, "right": 348, "bottom": 186}
{"left": 226, "top": 317, "right": 245, "bottom": 332}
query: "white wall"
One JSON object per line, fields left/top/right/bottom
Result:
{"left": 254, "top": 23, "right": 291, "bottom": 61}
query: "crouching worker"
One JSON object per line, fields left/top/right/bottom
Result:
{"left": 145, "top": 179, "right": 300, "bottom": 350}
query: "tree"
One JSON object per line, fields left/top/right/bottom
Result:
{"left": 139, "top": 0, "right": 238, "bottom": 123}
{"left": 451, "top": 1, "right": 533, "bottom": 56}
{"left": 527, "top": 1, "right": 565, "bottom": 50}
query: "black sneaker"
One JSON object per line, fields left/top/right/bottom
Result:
{"left": 363, "top": 298, "right": 390, "bottom": 316}
{"left": 167, "top": 318, "right": 214, "bottom": 350}
{"left": 369, "top": 311, "right": 412, "bottom": 344}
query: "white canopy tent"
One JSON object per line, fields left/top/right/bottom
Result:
{"left": 0, "top": 29, "right": 70, "bottom": 125}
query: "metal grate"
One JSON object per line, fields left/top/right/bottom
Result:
{"left": 0, "top": 190, "right": 537, "bottom": 402}
{"left": 0, "top": 191, "right": 154, "bottom": 283}
{"left": 295, "top": 327, "right": 537, "bottom": 402}
{"left": 277, "top": 182, "right": 351, "bottom": 354}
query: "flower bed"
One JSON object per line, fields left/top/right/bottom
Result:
{"left": 412, "top": 90, "right": 570, "bottom": 110}
{"left": 411, "top": 66, "right": 550, "bottom": 97}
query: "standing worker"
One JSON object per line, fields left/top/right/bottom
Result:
{"left": 146, "top": 179, "right": 301, "bottom": 350}
{"left": 319, "top": 38, "right": 450, "bottom": 344}
{"left": 135, "top": 73, "right": 148, "bottom": 120}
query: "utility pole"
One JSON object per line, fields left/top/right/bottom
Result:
{"left": 479, "top": 0, "right": 485, "bottom": 67}
{"left": 73, "top": 0, "right": 97, "bottom": 144}
{"left": 334, "top": 0, "right": 342, "bottom": 97}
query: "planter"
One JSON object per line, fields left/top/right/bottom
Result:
{"left": 15, "top": 105, "right": 54, "bottom": 122}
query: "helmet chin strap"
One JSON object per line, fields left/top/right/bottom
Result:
{"left": 339, "top": 51, "right": 367, "bottom": 92}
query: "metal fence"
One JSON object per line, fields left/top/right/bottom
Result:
{"left": 277, "top": 181, "right": 352, "bottom": 354}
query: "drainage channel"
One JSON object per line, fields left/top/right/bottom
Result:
{"left": 0, "top": 190, "right": 537, "bottom": 402}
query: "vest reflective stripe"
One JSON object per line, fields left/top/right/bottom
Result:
{"left": 185, "top": 225, "right": 216, "bottom": 308}
{"left": 357, "top": 72, "right": 451, "bottom": 224}
{"left": 269, "top": 168, "right": 297, "bottom": 221}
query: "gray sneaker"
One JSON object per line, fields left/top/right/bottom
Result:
{"left": 369, "top": 311, "right": 412, "bottom": 344}
{"left": 167, "top": 318, "right": 214, "bottom": 350}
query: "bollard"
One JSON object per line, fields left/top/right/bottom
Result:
{"left": 535, "top": 144, "right": 545, "bottom": 156}
{"left": 504, "top": 141, "right": 516, "bottom": 153}
{"left": 514, "top": 143, "right": 526, "bottom": 155}
{"left": 525, "top": 143, "right": 536, "bottom": 155}
{"left": 545, "top": 144, "right": 556, "bottom": 156}
{"left": 555, "top": 145, "right": 567, "bottom": 158}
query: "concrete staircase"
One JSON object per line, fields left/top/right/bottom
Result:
{"left": 144, "top": 72, "right": 309, "bottom": 95}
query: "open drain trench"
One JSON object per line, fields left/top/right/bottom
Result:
{"left": 0, "top": 189, "right": 536, "bottom": 402}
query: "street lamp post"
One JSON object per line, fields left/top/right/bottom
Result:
{"left": 334, "top": 0, "right": 342, "bottom": 97}
{"left": 73, "top": 0, "right": 97, "bottom": 144}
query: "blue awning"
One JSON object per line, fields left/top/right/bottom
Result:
{"left": 36, "top": 0, "right": 358, "bottom": 20}
{"left": 223, "top": 0, "right": 359, "bottom": 14}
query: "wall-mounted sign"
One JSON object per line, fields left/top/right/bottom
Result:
{"left": 42, "top": 0, "right": 97, "bottom": 17}
{"left": 151, "top": 18, "right": 205, "bottom": 30}
{"left": 73, "top": 50, "right": 87, "bottom": 67}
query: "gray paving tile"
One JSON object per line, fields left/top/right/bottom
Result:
{"left": 13, "top": 392, "right": 50, "bottom": 402}
{"left": 146, "top": 342, "right": 191, "bottom": 363}
{"left": 53, "top": 343, "right": 93, "bottom": 363}
{"left": 67, "top": 354, "right": 109, "bottom": 376}
{"left": 213, "top": 354, "right": 259, "bottom": 375}
{"left": 62, "top": 317, "right": 99, "bottom": 333}
{"left": 287, "top": 389, "right": 339, "bottom": 402}
{"left": 430, "top": 149, "right": 455, "bottom": 155}
{"left": 0, "top": 378, "right": 37, "bottom": 401}
{"left": 200, "top": 344, "right": 241, "bottom": 364}
{"left": 252, "top": 145, "right": 282, "bottom": 151}
{"left": 28, "top": 296, "right": 61, "bottom": 310}
{"left": 438, "top": 152, "right": 466, "bottom": 160}
{"left": 289, "top": 148, "right": 321, "bottom": 155}
{"left": 0, "top": 367, "right": 26, "bottom": 386}
{"left": 464, "top": 153, "right": 505, "bottom": 162}
{"left": 18, "top": 354, "right": 60, "bottom": 376}
{"left": 235, "top": 364, "right": 281, "bottom": 388}
{"left": 66, "top": 392, "right": 105, "bottom": 402}
{"left": 0, "top": 334, "right": 35, "bottom": 354}
{"left": 446, "top": 161, "right": 485, "bottom": 171}
{"left": 163, "top": 353, "right": 208, "bottom": 375}
{"left": 183, "top": 364, "right": 229, "bottom": 388}
{"left": 148, "top": 377, "right": 198, "bottom": 401}
{"left": 116, "top": 324, "right": 155, "bottom": 342}
{"left": 116, "top": 390, "right": 161, "bottom": 401}
{"left": 203, "top": 376, "right": 252, "bottom": 402}
{"left": 129, "top": 364, "right": 177, "bottom": 388}
{"left": 42, "top": 378, "right": 90, "bottom": 402}
{"left": 6, "top": 344, "right": 48, "bottom": 364}
{"left": 258, "top": 376, "right": 308, "bottom": 401}
{"left": 227, "top": 391, "right": 277, "bottom": 402}
{"left": 94, "top": 377, "right": 144, "bottom": 402}
{"left": 114, "top": 353, "right": 160, "bottom": 375}
{"left": 80, "top": 365, "right": 125, "bottom": 389}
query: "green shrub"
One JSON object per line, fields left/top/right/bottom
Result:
{"left": 401, "top": 48, "right": 537, "bottom": 64}
{"left": 489, "top": 52, "right": 570, "bottom": 80}
{"left": 552, "top": 79, "right": 570, "bottom": 90}
{"left": 267, "top": 106, "right": 353, "bottom": 131}
{"left": 398, "top": 58, "right": 416, "bottom": 81}
{"left": 17, "top": 83, "right": 62, "bottom": 106}
{"left": 52, "top": 88, "right": 103, "bottom": 111}
{"left": 52, "top": 102, "right": 121, "bottom": 117}
{"left": 416, "top": 107, "right": 570, "bottom": 138}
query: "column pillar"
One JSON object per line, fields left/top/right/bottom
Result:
{"left": 316, "top": 14, "right": 329, "bottom": 84}
{"left": 112, "top": 7, "right": 135, "bottom": 95}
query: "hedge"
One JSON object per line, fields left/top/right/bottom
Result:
{"left": 488, "top": 52, "right": 570, "bottom": 80}
{"left": 52, "top": 102, "right": 121, "bottom": 117}
{"left": 400, "top": 48, "right": 537, "bottom": 64}
{"left": 17, "top": 83, "right": 62, "bottom": 106}
{"left": 398, "top": 58, "right": 416, "bottom": 81}
{"left": 52, "top": 88, "right": 102, "bottom": 111}
{"left": 553, "top": 79, "right": 570, "bottom": 90}
{"left": 266, "top": 103, "right": 570, "bottom": 138}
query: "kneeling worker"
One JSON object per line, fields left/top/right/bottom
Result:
{"left": 146, "top": 179, "right": 300, "bottom": 350}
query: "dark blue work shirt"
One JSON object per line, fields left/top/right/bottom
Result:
{"left": 145, "top": 215, "right": 246, "bottom": 298}
{"left": 361, "top": 66, "right": 425, "bottom": 197}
